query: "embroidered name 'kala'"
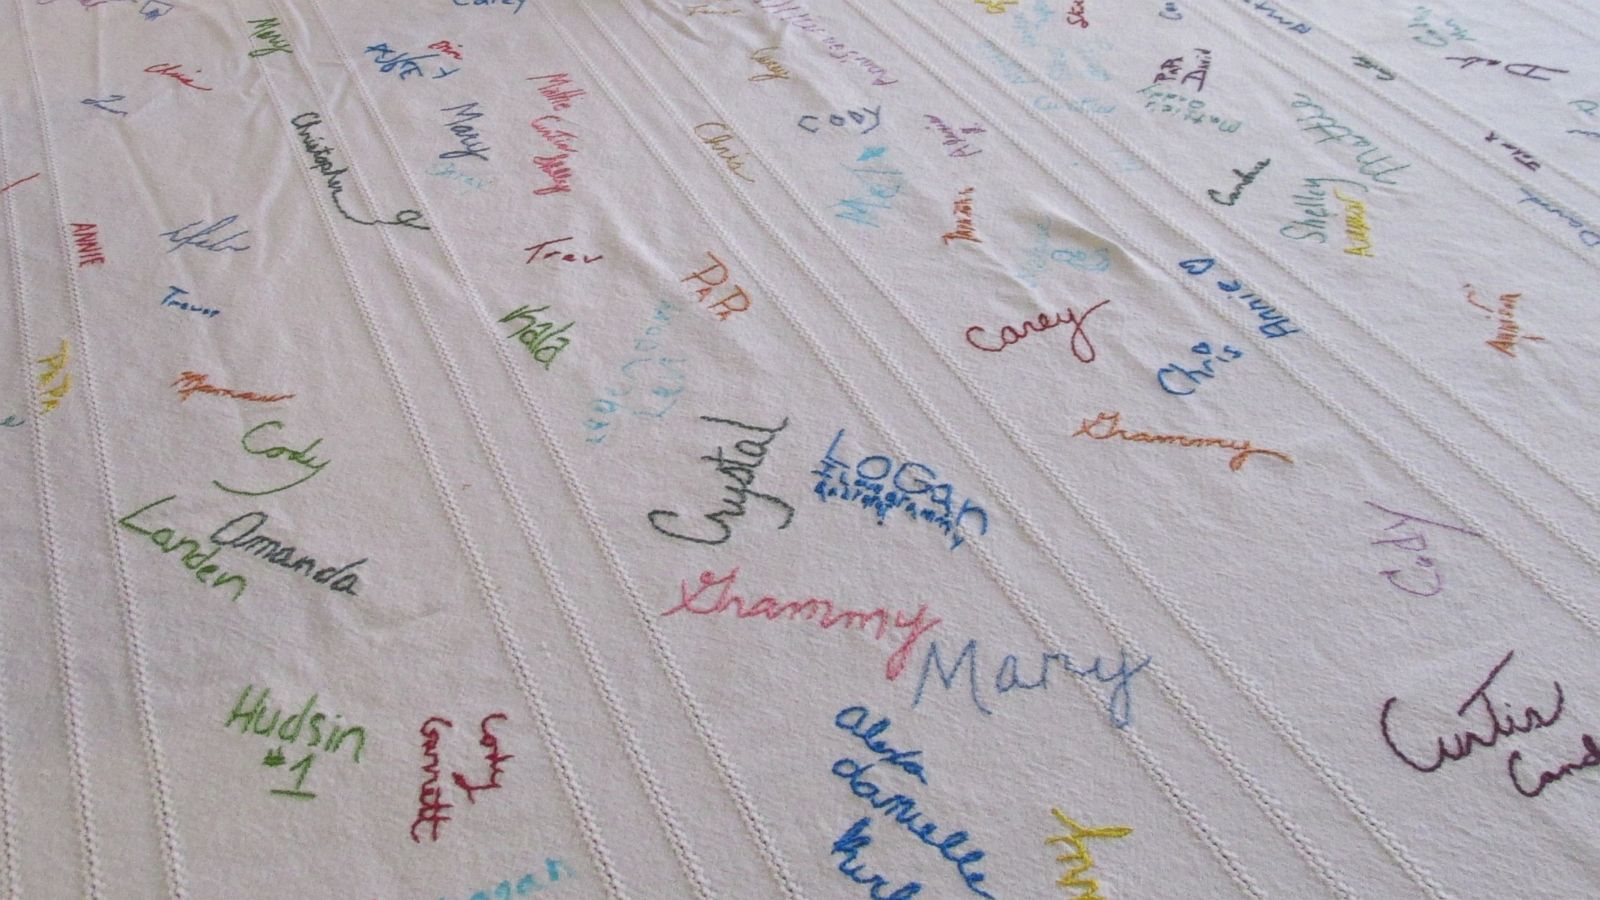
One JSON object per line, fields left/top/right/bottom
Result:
{"left": 1072, "top": 411, "right": 1291, "bottom": 471}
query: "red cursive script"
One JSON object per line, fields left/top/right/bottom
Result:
{"left": 410, "top": 716, "right": 455, "bottom": 842}
{"left": 144, "top": 63, "right": 213, "bottom": 91}
{"left": 965, "top": 300, "right": 1109, "bottom": 363}
{"left": 452, "top": 713, "right": 512, "bottom": 803}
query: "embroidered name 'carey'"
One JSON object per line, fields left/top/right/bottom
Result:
{"left": 965, "top": 300, "right": 1108, "bottom": 363}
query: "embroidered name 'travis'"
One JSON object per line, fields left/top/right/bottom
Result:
{"left": 1072, "top": 411, "right": 1291, "bottom": 471}
{"left": 1046, "top": 808, "right": 1131, "bottom": 898}
{"left": 647, "top": 416, "right": 792, "bottom": 545}
{"left": 913, "top": 638, "right": 1152, "bottom": 729}
{"left": 660, "top": 568, "right": 941, "bottom": 680}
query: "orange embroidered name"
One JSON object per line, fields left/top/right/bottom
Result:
{"left": 171, "top": 371, "right": 295, "bottom": 404}
{"left": 1072, "top": 411, "right": 1292, "bottom": 471}
{"left": 942, "top": 186, "right": 980, "bottom": 245}
{"left": 70, "top": 223, "right": 105, "bottom": 267}
{"left": 1465, "top": 284, "right": 1544, "bottom": 357}
{"left": 1046, "top": 809, "right": 1131, "bottom": 898}
{"left": 681, "top": 250, "right": 753, "bottom": 320}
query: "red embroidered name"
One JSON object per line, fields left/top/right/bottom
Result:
{"left": 70, "top": 223, "right": 105, "bottom": 267}
{"left": 965, "top": 300, "right": 1109, "bottom": 363}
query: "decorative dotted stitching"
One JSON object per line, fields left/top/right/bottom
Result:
{"left": 1190, "top": 0, "right": 1600, "bottom": 513}
{"left": 282, "top": 1, "right": 738, "bottom": 895}
{"left": 231, "top": 6, "right": 628, "bottom": 896}
{"left": 0, "top": 90, "right": 30, "bottom": 900}
{"left": 595, "top": 2, "right": 1293, "bottom": 897}
{"left": 863, "top": 2, "right": 1480, "bottom": 894}
{"left": 924, "top": 0, "right": 1600, "bottom": 641}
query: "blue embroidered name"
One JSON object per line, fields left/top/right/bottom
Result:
{"left": 831, "top": 756, "right": 993, "bottom": 898}
{"left": 911, "top": 638, "right": 1152, "bottom": 729}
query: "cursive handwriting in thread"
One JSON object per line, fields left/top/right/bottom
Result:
{"left": 290, "top": 112, "right": 428, "bottom": 229}
{"left": 212, "top": 420, "right": 329, "bottom": 497}
{"left": 965, "top": 301, "right": 1108, "bottom": 363}
{"left": 648, "top": 416, "right": 792, "bottom": 544}
{"left": 1379, "top": 650, "right": 1563, "bottom": 774}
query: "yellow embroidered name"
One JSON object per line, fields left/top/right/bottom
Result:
{"left": 1047, "top": 808, "right": 1132, "bottom": 898}
{"left": 1333, "top": 188, "right": 1374, "bottom": 257}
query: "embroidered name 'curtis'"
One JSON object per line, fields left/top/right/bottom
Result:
{"left": 661, "top": 568, "right": 941, "bottom": 680}
{"left": 1072, "top": 411, "right": 1292, "bottom": 471}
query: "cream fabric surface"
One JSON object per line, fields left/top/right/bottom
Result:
{"left": 2, "top": 0, "right": 1598, "bottom": 897}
